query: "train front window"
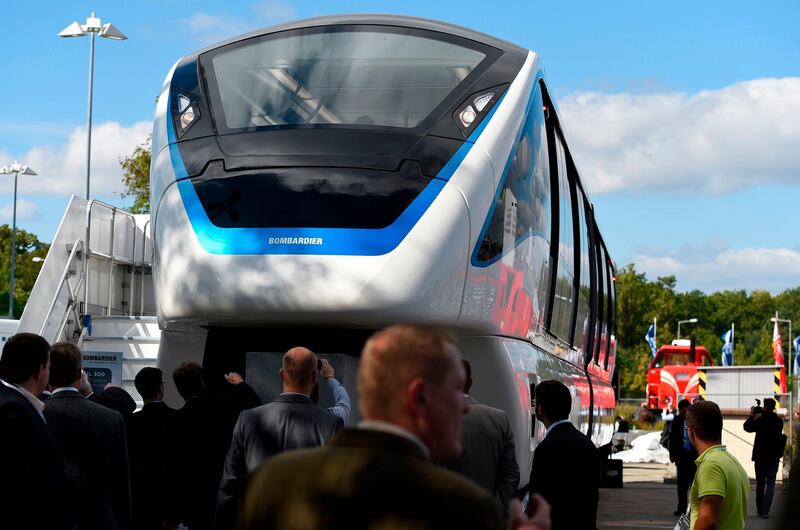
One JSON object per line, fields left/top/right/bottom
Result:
{"left": 204, "top": 27, "right": 487, "bottom": 130}
{"left": 665, "top": 353, "right": 690, "bottom": 366}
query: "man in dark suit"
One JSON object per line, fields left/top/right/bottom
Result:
{"left": 44, "top": 342, "right": 131, "bottom": 530}
{"left": 237, "top": 325, "right": 551, "bottom": 530}
{"left": 0, "top": 332, "right": 68, "bottom": 530}
{"left": 131, "top": 367, "right": 174, "bottom": 530}
{"left": 744, "top": 397, "right": 785, "bottom": 518}
{"left": 215, "top": 347, "right": 343, "bottom": 530}
{"left": 668, "top": 398, "right": 698, "bottom": 516}
{"left": 164, "top": 362, "right": 261, "bottom": 530}
{"left": 445, "top": 359, "right": 519, "bottom": 517}
{"left": 529, "top": 379, "right": 600, "bottom": 530}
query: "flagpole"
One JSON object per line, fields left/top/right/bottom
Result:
{"left": 654, "top": 317, "right": 657, "bottom": 350}
{"left": 731, "top": 322, "right": 734, "bottom": 365}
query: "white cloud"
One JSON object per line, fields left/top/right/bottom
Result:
{"left": 0, "top": 199, "right": 39, "bottom": 223}
{"left": 179, "top": 12, "right": 254, "bottom": 47}
{"left": 251, "top": 0, "right": 297, "bottom": 26}
{"left": 633, "top": 242, "right": 800, "bottom": 294}
{"left": 559, "top": 78, "right": 800, "bottom": 195}
{"left": 180, "top": 1, "right": 298, "bottom": 47}
{"left": 0, "top": 121, "right": 151, "bottom": 197}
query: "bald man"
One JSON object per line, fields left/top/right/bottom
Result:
{"left": 237, "top": 325, "right": 551, "bottom": 530}
{"left": 215, "top": 347, "right": 343, "bottom": 530}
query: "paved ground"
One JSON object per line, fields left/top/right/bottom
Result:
{"left": 597, "top": 463, "right": 788, "bottom": 529}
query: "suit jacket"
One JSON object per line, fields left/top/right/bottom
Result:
{"left": 445, "top": 395, "right": 519, "bottom": 517}
{"left": 743, "top": 411, "right": 784, "bottom": 461}
{"left": 131, "top": 401, "right": 175, "bottom": 530}
{"left": 44, "top": 390, "right": 131, "bottom": 530}
{"left": 0, "top": 382, "right": 69, "bottom": 530}
{"left": 529, "top": 421, "right": 600, "bottom": 530}
{"left": 216, "top": 393, "right": 343, "bottom": 529}
{"left": 668, "top": 414, "right": 699, "bottom": 463}
{"left": 164, "top": 384, "right": 262, "bottom": 530}
{"left": 238, "top": 428, "right": 502, "bottom": 530}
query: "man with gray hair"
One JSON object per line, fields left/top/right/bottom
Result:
{"left": 236, "top": 325, "right": 550, "bottom": 530}
{"left": 215, "top": 346, "right": 343, "bottom": 529}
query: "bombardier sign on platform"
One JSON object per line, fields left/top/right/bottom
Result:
{"left": 268, "top": 237, "right": 324, "bottom": 245}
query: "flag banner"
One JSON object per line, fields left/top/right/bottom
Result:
{"left": 794, "top": 335, "right": 800, "bottom": 373}
{"left": 645, "top": 324, "right": 656, "bottom": 357}
{"left": 721, "top": 329, "right": 733, "bottom": 367}
{"left": 772, "top": 320, "right": 787, "bottom": 393}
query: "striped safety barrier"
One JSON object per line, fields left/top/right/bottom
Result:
{"left": 698, "top": 369, "right": 707, "bottom": 401}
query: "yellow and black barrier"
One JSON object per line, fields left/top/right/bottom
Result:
{"left": 698, "top": 369, "right": 707, "bottom": 401}
{"left": 773, "top": 368, "right": 781, "bottom": 408}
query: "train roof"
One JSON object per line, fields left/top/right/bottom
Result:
{"left": 186, "top": 14, "right": 528, "bottom": 60}
{"left": 656, "top": 344, "right": 711, "bottom": 354}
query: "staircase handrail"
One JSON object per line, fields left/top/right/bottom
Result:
{"left": 83, "top": 200, "right": 139, "bottom": 316}
{"left": 39, "top": 238, "right": 86, "bottom": 342}
{"left": 138, "top": 219, "right": 153, "bottom": 315}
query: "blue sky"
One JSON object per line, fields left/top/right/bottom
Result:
{"left": 1, "top": 0, "right": 798, "bottom": 293}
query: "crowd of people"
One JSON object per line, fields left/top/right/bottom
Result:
{"left": 1, "top": 325, "right": 795, "bottom": 530}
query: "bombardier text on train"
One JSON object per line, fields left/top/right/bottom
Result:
{"left": 267, "top": 237, "right": 324, "bottom": 245}
{"left": 150, "top": 14, "right": 618, "bottom": 486}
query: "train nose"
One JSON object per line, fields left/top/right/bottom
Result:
{"left": 152, "top": 162, "right": 472, "bottom": 327}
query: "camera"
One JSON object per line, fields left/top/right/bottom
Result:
{"left": 752, "top": 398, "right": 762, "bottom": 415}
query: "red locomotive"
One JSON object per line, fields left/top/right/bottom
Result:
{"left": 647, "top": 340, "right": 713, "bottom": 409}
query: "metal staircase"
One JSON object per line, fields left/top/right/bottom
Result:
{"left": 17, "top": 196, "right": 158, "bottom": 405}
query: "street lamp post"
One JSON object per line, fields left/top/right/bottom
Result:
{"left": 677, "top": 318, "right": 698, "bottom": 340}
{"left": 1, "top": 162, "right": 37, "bottom": 318}
{"left": 59, "top": 12, "right": 127, "bottom": 200}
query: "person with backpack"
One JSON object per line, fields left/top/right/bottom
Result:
{"left": 743, "top": 397, "right": 786, "bottom": 519}
{"left": 668, "top": 399, "right": 697, "bottom": 516}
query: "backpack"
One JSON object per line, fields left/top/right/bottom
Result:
{"left": 775, "top": 433, "right": 788, "bottom": 459}
{"left": 660, "top": 421, "right": 672, "bottom": 449}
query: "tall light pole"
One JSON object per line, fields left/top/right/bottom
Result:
{"left": 677, "top": 318, "right": 698, "bottom": 340}
{"left": 59, "top": 12, "right": 127, "bottom": 200}
{"left": 1, "top": 162, "right": 37, "bottom": 318}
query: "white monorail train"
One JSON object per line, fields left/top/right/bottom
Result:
{"left": 150, "top": 15, "right": 617, "bottom": 484}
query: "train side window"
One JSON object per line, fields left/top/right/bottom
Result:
{"left": 573, "top": 190, "right": 592, "bottom": 352}
{"left": 475, "top": 86, "right": 550, "bottom": 269}
{"left": 605, "top": 259, "right": 617, "bottom": 370}
{"left": 549, "top": 135, "right": 575, "bottom": 341}
{"left": 529, "top": 379, "right": 538, "bottom": 448}
{"left": 593, "top": 235, "right": 605, "bottom": 364}
{"left": 603, "top": 252, "right": 614, "bottom": 369}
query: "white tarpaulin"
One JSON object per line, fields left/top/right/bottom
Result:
{"left": 612, "top": 431, "right": 671, "bottom": 464}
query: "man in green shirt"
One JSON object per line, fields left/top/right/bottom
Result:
{"left": 686, "top": 400, "right": 749, "bottom": 530}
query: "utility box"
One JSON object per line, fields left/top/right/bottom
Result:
{"left": 698, "top": 365, "right": 782, "bottom": 411}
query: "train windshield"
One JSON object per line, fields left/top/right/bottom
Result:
{"left": 665, "top": 352, "right": 691, "bottom": 366}
{"left": 204, "top": 27, "right": 487, "bottom": 131}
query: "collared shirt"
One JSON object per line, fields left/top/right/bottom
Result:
{"left": 358, "top": 419, "right": 430, "bottom": 459}
{"left": 689, "top": 444, "right": 749, "bottom": 530}
{"left": 51, "top": 386, "right": 80, "bottom": 395}
{"left": 280, "top": 391, "right": 310, "bottom": 398}
{"left": 545, "top": 419, "right": 570, "bottom": 438}
{"left": 1, "top": 378, "right": 46, "bottom": 420}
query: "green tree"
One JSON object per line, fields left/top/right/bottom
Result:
{"left": 0, "top": 225, "right": 49, "bottom": 318}
{"left": 119, "top": 135, "right": 151, "bottom": 214}
{"left": 614, "top": 264, "right": 800, "bottom": 397}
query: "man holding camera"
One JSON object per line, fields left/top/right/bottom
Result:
{"left": 215, "top": 346, "right": 343, "bottom": 530}
{"left": 743, "top": 398, "right": 785, "bottom": 518}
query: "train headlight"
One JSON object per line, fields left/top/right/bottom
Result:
{"left": 180, "top": 106, "right": 196, "bottom": 130}
{"left": 458, "top": 105, "right": 477, "bottom": 127}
